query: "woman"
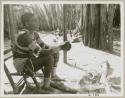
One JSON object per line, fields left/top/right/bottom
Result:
{"left": 12, "top": 12, "right": 71, "bottom": 93}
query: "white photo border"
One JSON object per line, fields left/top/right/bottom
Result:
{"left": 0, "top": 0, "right": 125, "bottom": 98}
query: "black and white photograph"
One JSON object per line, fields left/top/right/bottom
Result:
{"left": 1, "top": 0, "right": 124, "bottom": 97}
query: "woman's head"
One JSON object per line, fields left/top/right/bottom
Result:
{"left": 21, "top": 12, "right": 39, "bottom": 31}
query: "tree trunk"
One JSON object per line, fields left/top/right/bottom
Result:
{"left": 63, "top": 4, "right": 67, "bottom": 63}
{"left": 80, "top": 4, "right": 84, "bottom": 41}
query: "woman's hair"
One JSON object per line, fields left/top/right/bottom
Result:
{"left": 21, "top": 12, "right": 34, "bottom": 26}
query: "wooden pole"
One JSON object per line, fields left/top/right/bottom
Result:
{"left": 63, "top": 4, "right": 67, "bottom": 63}
{"left": 5, "top": 5, "right": 17, "bottom": 46}
{"left": 100, "top": 5, "right": 108, "bottom": 50}
{"left": 94, "top": 4, "right": 101, "bottom": 49}
{"left": 107, "top": 5, "right": 115, "bottom": 52}
{"left": 81, "top": 4, "right": 115, "bottom": 52}
{"left": 84, "top": 4, "right": 90, "bottom": 46}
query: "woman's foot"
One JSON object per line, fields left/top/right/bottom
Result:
{"left": 42, "top": 85, "right": 56, "bottom": 93}
{"left": 51, "top": 75, "right": 65, "bottom": 81}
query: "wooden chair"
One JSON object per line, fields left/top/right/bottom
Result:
{"left": 4, "top": 48, "right": 78, "bottom": 94}
{"left": 4, "top": 48, "right": 43, "bottom": 94}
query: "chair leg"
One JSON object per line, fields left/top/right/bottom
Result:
{"left": 23, "top": 74, "right": 41, "bottom": 89}
{"left": 4, "top": 63, "right": 26, "bottom": 94}
{"left": 32, "top": 76, "right": 41, "bottom": 89}
{"left": 4, "top": 63, "right": 19, "bottom": 94}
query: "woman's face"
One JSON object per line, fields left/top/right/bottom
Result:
{"left": 25, "top": 16, "right": 39, "bottom": 31}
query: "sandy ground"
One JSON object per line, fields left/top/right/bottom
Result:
{"left": 3, "top": 33, "right": 122, "bottom": 95}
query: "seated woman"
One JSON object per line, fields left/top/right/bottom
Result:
{"left": 12, "top": 12, "right": 71, "bottom": 93}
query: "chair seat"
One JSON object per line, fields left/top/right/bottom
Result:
{"left": 10, "top": 72, "right": 44, "bottom": 77}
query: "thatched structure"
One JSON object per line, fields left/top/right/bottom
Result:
{"left": 4, "top": 4, "right": 120, "bottom": 52}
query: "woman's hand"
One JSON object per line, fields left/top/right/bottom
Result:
{"left": 60, "top": 41, "right": 71, "bottom": 51}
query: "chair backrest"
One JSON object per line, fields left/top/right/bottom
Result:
{"left": 4, "top": 48, "right": 13, "bottom": 61}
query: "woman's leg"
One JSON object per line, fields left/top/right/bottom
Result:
{"left": 51, "top": 52, "right": 63, "bottom": 81}
{"left": 32, "top": 55, "right": 54, "bottom": 78}
{"left": 23, "top": 55, "right": 55, "bottom": 92}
